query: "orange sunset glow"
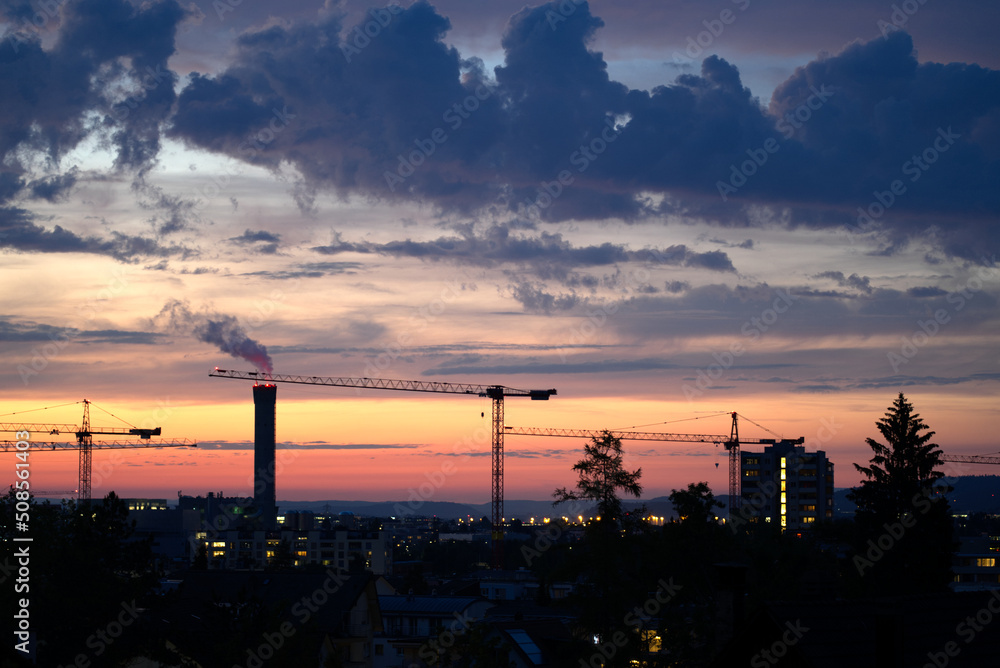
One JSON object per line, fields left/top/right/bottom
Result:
{"left": 2, "top": 0, "right": 998, "bottom": 509}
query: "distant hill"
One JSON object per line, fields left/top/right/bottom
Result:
{"left": 277, "top": 496, "right": 681, "bottom": 521}
{"left": 833, "top": 475, "right": 1000, "bottom": 516}
{"left": 275, "top": 476, "right": 1000, "bottom": 520}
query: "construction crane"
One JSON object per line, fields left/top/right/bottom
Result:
{"left": 505, "top": 413, "right": 804, "bottom": 517}
{"left": 0, "top": 400, "right": 196, "bottom": 501}
{"left": 209, "top": 368, "right": 556, "bottom": 569}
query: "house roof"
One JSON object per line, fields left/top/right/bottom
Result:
{"left": 378, "top": 594, "right": 488, "bottom": 616}
{"left": 150, "top": 570, "right": 379, "bottom": 666}
{"left": 492, "top": 618, "right": 577, "bottom": 667}
{"left": 174, "top": 570, "right": 375, "bottom": 629}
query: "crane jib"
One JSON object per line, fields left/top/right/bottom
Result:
{"left": 210, "top": 369, "right": 556, "bottom": 399}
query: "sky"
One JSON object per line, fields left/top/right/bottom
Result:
{"left": 1, "top": 0, "right": 998, "bottom": 506}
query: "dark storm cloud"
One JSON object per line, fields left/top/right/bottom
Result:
{"left": 508, "top": 280, "right": 582, "bottom": 313}
{"left": 169, "top": 1, "right": 504, "bottom": 212}
{"left": 907, "top": 286, "right": 949, "bottom": 298}
{"left": 608, "top": 279, "right": 999, "bottom": 343}
{"left": 0, "top": 206, "right": 185, "bottom": 260}
{"left": 26, "top": 170, "right": 78, "bottom": 202}
{"left": 313, "top": 223, "right": 736, "bottom": 278}
{"left": 0, "top": 0, "right": 189, "bottom": 168}
{"left": 240, "top": 261, "right": 364, "bottom": 280}
{"left": 161, "top": 2, "right": 1000, "bottom": 260}
{"left": 425, "top": 357, "right": 685, "bottom": 376}
{"left": 227, "top": 228, "right": 283, "bottom": 255}
{"left": 0, "top": 316, "right": 164, "bottom": 345}
{"left": 813, "top": 271, "right": 873, "bottom": 294}
{"left": 791, "top": 373, "right": 1000, "bottom": 394}
{"left": 229, "top": 229, "right": 281, "bottom": 245}
{"left": 0, "top": 0, "right": 192, "bottom": 252}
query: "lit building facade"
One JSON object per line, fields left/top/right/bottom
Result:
{"left": 741, "top": 441, "right": 834, "bottom": 531}
{"left": 194, "top": 528, "right": 392, "bottom": 573}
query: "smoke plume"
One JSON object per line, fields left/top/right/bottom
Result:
{"left": 156, "top": 299, "right": 274, "bottom": 373}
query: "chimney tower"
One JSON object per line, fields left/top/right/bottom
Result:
{"left": 253, "top": 383, "right": 277, "bottom": 528}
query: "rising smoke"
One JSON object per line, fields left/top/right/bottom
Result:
{"left": 155, "top": 299, "right": 274, "bottom": 373}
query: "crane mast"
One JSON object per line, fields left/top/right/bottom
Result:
{"left": 210, "top": 368, "right": 556, "bottom": 569}
{"left": 1, "top": 400, "right": 194, "bottom": 501}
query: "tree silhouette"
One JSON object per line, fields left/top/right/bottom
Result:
{"left": 669, "top": 481, "right": 723, "bottom": 525}
{"left": 847, "top": 393, "right": 955, "bottom": 593}
{"left": 1, "top": 491, "right": 159, "bottom": 666}
{"left": 553, "top": 430, "right": 642, "bottom": 522}
{"left": 553, "top": 432, "right": 645, "bottom": 650}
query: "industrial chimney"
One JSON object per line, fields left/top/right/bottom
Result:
{"left": 253, "top": 383, "right": 277, "bottom": 529}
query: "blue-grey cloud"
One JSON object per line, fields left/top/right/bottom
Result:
{"left": 0, "top": 206, "right": 187, "bottom": 260}
{"left": 0, "top": 317, "right": 165, "bottom": 345}
{"left": 163, "top": 2, "right": 999, "bottom": 262}
{"left": 196, "top": 440, "right": 422, "bottom": 450}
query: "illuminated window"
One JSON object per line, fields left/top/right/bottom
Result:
{"left": 803, "top": 517, "right": 815, "bottom": 524}
{"left": 781, "top": 480, "right": 786, "bottom": 491}
{"left": 977, "top": 558, "right": 996, "bottom": 567}
{"left": 781, "top": 470, "right": 787, "bottom": 480}
{"left": 780, "top": 516, "right": 787, "bottom": 528}
{"left": 781, "top": 493, "right": 786, "bottom": 504}
{"left": 780, "top": 504, "right": 786, "bottom": 515}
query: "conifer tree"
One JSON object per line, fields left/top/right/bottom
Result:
{"left": 848, "top": 393, "right": 955, "bottom": 593}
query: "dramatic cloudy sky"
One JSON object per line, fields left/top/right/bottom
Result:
{"left": 1, "top": 0, "right": 998, "bottom": 505}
